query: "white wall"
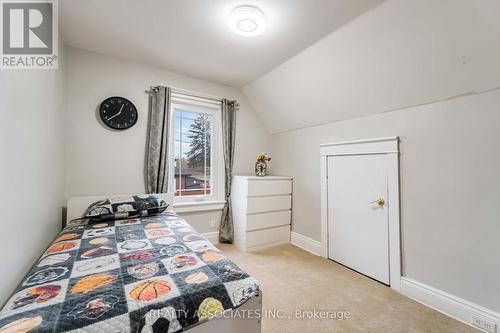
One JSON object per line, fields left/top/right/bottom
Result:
{"left": 272, "top": 89, "right": 500, "bottom": 312}
{"left": 64, "top": 47, "right": 271, "bottom": 232}
{"left": 243, "top": 0, "right": 500, "bottom": 134}
{"left": 0, "top": 49, "right": 66, "bottom": 305}
{"left": 242, "top": 0, "right": 500, "bottom": 314}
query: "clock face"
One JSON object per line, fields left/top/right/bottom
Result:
{"left": 99, "top": 97, "right": 138, "bottom": 130}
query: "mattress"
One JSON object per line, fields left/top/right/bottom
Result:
{"left": 0, "top": 212, "right": 259, "bottom": 332}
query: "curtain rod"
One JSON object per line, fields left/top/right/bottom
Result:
{"left": 149, "top": 85, "right": 240, "bottom": 107}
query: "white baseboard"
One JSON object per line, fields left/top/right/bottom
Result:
{"left": 290, "top": 231, "right": 322, "bottom": 256}
{"left": 203, "top": 231, "right": 219, "bottom": 244}
{"left": 401, "top": 277, "right": 500, "bottom": 332}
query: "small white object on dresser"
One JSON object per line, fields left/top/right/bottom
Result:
{"left": 231, "top": 175, "right": 292, "bottom": 251}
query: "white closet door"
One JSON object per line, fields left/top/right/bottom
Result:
{"left": 327, "top": 154, "right": 390, "bottom": 284}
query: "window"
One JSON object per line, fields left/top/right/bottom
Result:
{"left": 174, "top": 109, "right": 212, "bottom": 197}
{"left": 170, "top": 96, "right": 224, "bottom": 204}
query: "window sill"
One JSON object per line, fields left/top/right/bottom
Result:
{"left": 173, "top": 200, "right": 226, "bottom": 213}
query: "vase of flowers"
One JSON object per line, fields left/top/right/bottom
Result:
{"left": 255, "top": 153, "right": 271, "bottom": 177}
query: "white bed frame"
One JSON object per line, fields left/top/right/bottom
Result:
{"left": 66, "top": 194, "right": 262, "bottom": 333}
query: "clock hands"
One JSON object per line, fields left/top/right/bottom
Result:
{"left": 100, "top": 97, "right": 137, "bottom": 130}
{"left": 107, "top": 104, "right": 125, "bottom": 121}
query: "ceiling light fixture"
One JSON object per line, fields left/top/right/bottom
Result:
{"left": 228, "top": 5, "right": 267, "bottom": 37}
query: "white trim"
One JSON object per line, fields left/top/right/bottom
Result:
{"left": 387, "top": 144, "right": 402, "bottom": 292}
{"left": 320, "top": 136, "right": 399, "bottom": 156}
{"left": 170, "top": 87, "right": 224, "bottom": 104}
{"left": 291, "top": 232, "right": 321, "bottom": 256}
{"left": 320, "top": 136, "right": 399, "bottom": 147}
{"left": 174, "top": 200, "right": 225, "bottom": 213}
{"left": 320, "top": 137, "right": 401, "bottom": 292}
{"left": 320, "top": 154, "right": 328, "bottom": 258}
{"left": 401, "top": 277, "right": 500, "bottom": 332}
{"left": 202, "top": 231, "right": 220, "bottom": 244}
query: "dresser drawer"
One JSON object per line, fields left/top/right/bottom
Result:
{"left": 246, "top": 225, "right": 291, "bottom": 249}
{"left": 247, "top": 195, "right": 291, "bottom": 214}
{"left": 246, "top": 210, "right": 291, "bottom": 231}
{"left": 247, "top": 179, "right": 292, "bottom": 196}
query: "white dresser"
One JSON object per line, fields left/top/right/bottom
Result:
{"left": 231, "top": 176, "right": 292, "bottom": 251}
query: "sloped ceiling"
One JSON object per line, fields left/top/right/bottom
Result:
{"left": 242, "top": 0, "right": 500, "bottom": 134}
{"left": 60, "top": 0, "right": 383, "bottom": 87}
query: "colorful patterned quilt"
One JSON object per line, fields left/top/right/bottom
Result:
{"left": 0, "top": 213, "right": 259, "bottom": 332}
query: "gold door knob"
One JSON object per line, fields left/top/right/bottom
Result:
{"left": 371, "top": 198, "right": 385, "bottom": 207}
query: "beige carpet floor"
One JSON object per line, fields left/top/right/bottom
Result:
{"left": 216, "top": 243, "right": 479, "bottom": 333}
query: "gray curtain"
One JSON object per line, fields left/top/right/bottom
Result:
{"left": 147, "top": 86, "right": 171, "bottom": 193}
{"left": 219, "top": 99, "right": 237, "bottom": 243}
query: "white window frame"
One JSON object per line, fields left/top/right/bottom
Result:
{"left": 168, "top": 95, "right": 225, "bottom": 209}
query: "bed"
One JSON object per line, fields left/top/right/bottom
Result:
{"left": 0, "top": 194, "right": 262, "bottom": 333}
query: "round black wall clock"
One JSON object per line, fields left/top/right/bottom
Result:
{"left": 99, "top": 96, "right": 138, "bottom": 130}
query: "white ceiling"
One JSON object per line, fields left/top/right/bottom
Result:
{"left": 60, "top": 0, "right": 383, "bottom": 87}
{"left": 243, "top": 0, "right": 500, "bottom": 133}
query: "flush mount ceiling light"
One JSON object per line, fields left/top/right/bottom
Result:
{"left": 228, "top": 5, "right": 267, "bottom": 37}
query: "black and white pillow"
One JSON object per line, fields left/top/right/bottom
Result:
{"left": 85, "top": 195, "right": 168, "bottom": 221}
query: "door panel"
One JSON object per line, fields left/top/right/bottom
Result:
{"left": 327, "top": 154, "right": 389, "bottom": 284}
